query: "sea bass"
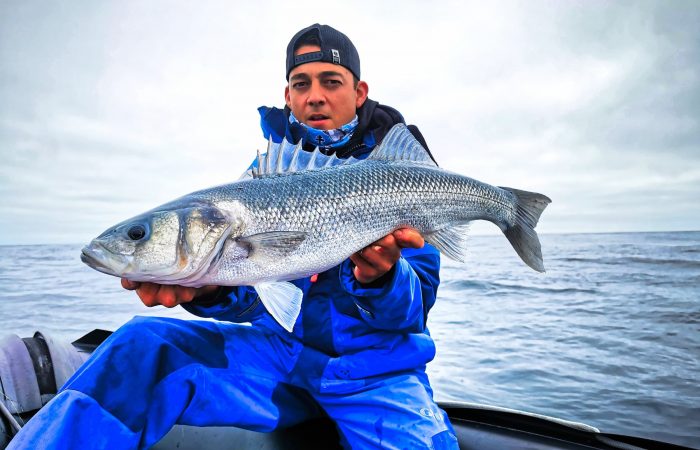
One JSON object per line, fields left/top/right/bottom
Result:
{"left": 81, "top": 124, "right": 551, "bottom": 331}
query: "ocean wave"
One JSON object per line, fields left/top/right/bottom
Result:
{"left": 441, "top": 278, "right": 598, "bottom": 295}
{"left": 557, "top": 256, "right": 700, "bottom": 269}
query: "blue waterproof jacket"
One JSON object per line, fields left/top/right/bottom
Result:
{"left": 183, "top": 100, "right": 442, "bottom": 384}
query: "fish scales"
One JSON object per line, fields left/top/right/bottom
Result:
{"left": 201, "top": 161, "right": 515, "bottom": 286}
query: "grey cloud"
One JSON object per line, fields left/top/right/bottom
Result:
{"left": 1, "top": 1, "right": 698, "bottom": 244}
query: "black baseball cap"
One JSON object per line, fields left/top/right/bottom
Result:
{"left": 285, "top": 24, "right": 361, "bottom": 80}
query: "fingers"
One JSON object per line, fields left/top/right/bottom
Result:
{"left": 362, "top": 241, "right": 403, "bottom": 269}
{"left": 350, "top": 253, "right": 376, "bottom": 285}
{"left": 195, "top": 285, "right": 220, "bottom": 298}
{"left": 350, "top": 228, "right": 424, "bottom": 284}
{"left": 351, "top": 238, "right": 402, "bottom": 284}
{"left": 351, "top": 247, "right": 397, "bottom": 284}
{"left": 121, "top": 279, "right": 141, "bottom": 290}
{"left": 137, "top": 283, "right": 168, "bottom": 307}
{"left": 121, "top": 280, "right": 197, "bottom": 308}
{"left": 393, "top": 228, "right": 424, "bottom": 249}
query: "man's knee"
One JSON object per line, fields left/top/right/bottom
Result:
{"left": 118, "top": 315, "right": 178, "bottom": 336}
{"left": 88, "top": 317, "right": 205, "bottom": 368}
{"left": 108, "top": 316, "right": 209, "bottom": 349}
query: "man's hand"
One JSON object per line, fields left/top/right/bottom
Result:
{"left": 121, "top": 279, "right": 218, "bottom": 308}
{"left": 349, "top": 228, "right": 424, "bottom": 285}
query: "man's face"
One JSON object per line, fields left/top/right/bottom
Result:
{"left": 285, "top": 45, "right": 369, "bottom": 130}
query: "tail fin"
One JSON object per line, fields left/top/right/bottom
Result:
{"left": 500, "top": 187, "right": 552, "bottom": 273}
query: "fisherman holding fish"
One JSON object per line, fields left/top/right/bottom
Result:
{"left": 7, "top": 23, "right": 466, "bottom": 450}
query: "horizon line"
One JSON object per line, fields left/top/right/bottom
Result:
{"left": 1, "top": 229, "right": 699, "bottom": 248}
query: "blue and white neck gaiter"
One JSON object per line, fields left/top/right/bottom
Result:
{"left": 289, "top": 112, "right": 359, "bottom": 149}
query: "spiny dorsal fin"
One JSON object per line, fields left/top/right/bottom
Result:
{"left": 252, "top": 139, "right": 359, "bottom": 179}
{"left": 367, "top": 124, "right": 437, "bottom": 166}
{"left": 275, "top": 138, "right": 284, "bottom": 174}
{"left": 251, "top": 124, "right": 433, "bottom": 179}
{"left": 288, "top": 141, "right": 302, "bottom": 172}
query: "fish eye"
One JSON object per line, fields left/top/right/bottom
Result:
{"left": 127, "top": 224, "right": 147, "bottom": 241}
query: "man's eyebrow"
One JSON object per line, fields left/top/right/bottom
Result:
{"left": 289, "top": 70, "right": 347, "bottom": 82}
{"left": 318, "top": 70, "right": 345, "bottom": 78}
{"left": 290, "top": 73, "right": 310, "bottom": 81}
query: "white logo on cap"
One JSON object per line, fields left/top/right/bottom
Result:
{"left": 331, "top": 49, "right": 340, "bottom": 64}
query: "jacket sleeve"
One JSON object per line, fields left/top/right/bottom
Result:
{"left": 181, "top": 286, "right": 264, "bottom": 323}
{"left": 338, "top": 244, "right": 441, "bottom": 332}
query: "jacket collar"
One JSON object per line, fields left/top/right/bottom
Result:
{"left": 258, "top": 98, "right": 406, "bottom": 159}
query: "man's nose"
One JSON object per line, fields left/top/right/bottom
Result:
{"left": 306, "top": 82, "right": 325, "bottom": 106}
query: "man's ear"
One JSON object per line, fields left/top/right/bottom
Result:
{"left": 355, "top": 81, "right": 369, "bottom": 108}
{"left": 284, "top": 85, "right": 292, "bottom": 109}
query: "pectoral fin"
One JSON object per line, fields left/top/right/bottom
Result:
{"left": 237, "top": 231, "right": 307, "bottom": 260}
{"left": 255, "top": 281, "right": 302, "bottom": 332}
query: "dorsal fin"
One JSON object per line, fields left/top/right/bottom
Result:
{"left": 367, "top": 124, "right": 437, "bottom": 166}
{"left": 252, "top": 139, "right": 356, "bottom": 179}
{"left": 250, "top": 124, "right": 434, "bottom": 179}
{"left": 274, "top": 137, "right": 284, "bottom": 174}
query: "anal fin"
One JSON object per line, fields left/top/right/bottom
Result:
{"left": 424, "top": 223, "right": 471, "bottom": 262}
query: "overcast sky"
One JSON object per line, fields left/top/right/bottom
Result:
{"left": 1, "top": 1, "right": 698, "bottom": 245}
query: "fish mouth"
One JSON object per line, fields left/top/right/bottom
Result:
{"left": 80, "top": 244, "right": 123, "bottom": 277}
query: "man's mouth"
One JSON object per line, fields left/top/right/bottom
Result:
{"left": 307, "top": 114, "right": 330, "bottom": 122}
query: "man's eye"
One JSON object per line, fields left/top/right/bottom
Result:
{"left": 292, "top": 82, "right": 308, "bottom": 89}
{"left": 325, "top": 79, "right": 341, "bottom": 86}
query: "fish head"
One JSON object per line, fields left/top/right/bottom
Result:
{"left": 81, "top": 203, "right": 235, "bottom": 285}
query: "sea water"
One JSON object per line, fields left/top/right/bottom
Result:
{"left": 1, "top": 232, "right": 698, "bottom": 447}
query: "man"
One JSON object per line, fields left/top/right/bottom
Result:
{"left": 8, "top": 24, "right": 458, "bottom": 449}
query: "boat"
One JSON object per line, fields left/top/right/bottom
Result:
{"left": 0, "top": 330, "right": 694, "bottom": 449}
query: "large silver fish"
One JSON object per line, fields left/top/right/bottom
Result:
{"left": 81, "top": 124, "right": 551, "bottom": 331}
